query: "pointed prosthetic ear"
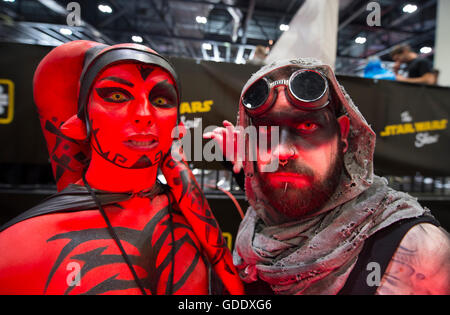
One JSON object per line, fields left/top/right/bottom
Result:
{"left": 60, "top": 115, "right": 88, "bottom": 140}
{"left": 337, "top": 115, "right": 350, "bottom": 153}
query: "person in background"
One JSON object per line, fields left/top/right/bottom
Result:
{"left": 390, "top": 44, "right": 437, "bottom": 85}
{"left": 248, "top": 45, "right": 269, "bottom": 66}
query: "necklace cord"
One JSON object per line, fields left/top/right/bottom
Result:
{"left": 165, "top": 190, "right": 176, "bottom": 294}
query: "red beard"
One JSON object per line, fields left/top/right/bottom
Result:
{"left": 257, "top": 148, "right": 344, "bottom": 219}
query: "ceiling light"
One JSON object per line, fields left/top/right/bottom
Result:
{"left": 59, "top": 28, "right": 73, "bottom": 36}
{"left": 131, "top": 35, "right": 143, "bottom": 43}
{"left": 3, "top": 0, "right": 15, "bottom": 2}
{"left": 402, "top": 4, "right": 418, "bottom": 14}
{"left": 279, "top": 24, "right": 289, "bottom": 32}
{"left": 98, "top": 4, "right": 113, "bottom": 14}
{"left": 355, "top": 36, "right": 367, "bottom": 44}
{"left": 202, "top": 43, "right": 212, "bottom": 50}
{"left": 420, "top": 46, "right": 432, "bottom": 54}
{"left": 196, "top": 16, "right": 207, "bottom": 24}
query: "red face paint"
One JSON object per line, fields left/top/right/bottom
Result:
{"left": 252, "top": 84, "right": 345, "bottom": 218}
{"left": 88, "top": 63, "right": 178, "bottom": 170}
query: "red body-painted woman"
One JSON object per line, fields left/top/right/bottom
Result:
{"left": 0, "top": 41, "right": 243, "bottom": 295}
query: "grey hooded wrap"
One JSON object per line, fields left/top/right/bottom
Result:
{"left": 232, "top": 58, "right": 432, "bottom": 295}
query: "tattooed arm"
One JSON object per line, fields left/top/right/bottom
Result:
{"left": 377, "top": 223, "right": 450, "bottom": 295}
{"left": 160, "top": 141, "right": 244, "bottom": 295}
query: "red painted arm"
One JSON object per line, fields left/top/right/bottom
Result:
{"left": 161, "top": 141, "right": 244, "bottom": 295}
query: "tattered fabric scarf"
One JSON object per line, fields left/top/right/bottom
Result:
{"left": 234, "top": 176, "right": 432, "bottom": 295}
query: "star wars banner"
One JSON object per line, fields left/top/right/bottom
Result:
{"left": 0, "top": 43, "right": 449, "bottom": 176}
{"left": 339, "top": 76, "right": 450, "bottom": 176}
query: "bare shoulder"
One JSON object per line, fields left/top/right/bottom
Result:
{"left": 0, "top": 211, "right": 80, "bottom": 268}
{"left": 377, "top": 223, "right": 450, "bottom": 295}
{"left": 0, "top": 215, "right": 53, "bottom": 263}
{"left": 0, "top": 215, "right": 60, "bottom": 292}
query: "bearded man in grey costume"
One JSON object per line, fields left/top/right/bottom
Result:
{"left": 206, "top": 58, "right": 450, "bottom": 295}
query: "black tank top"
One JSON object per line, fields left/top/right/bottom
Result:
{"left": 338, "top": 215, "right": 439, "bottom": 295}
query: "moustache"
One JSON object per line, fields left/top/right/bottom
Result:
{"left": 260, "top": 160, "right": 315, "bottom": 178}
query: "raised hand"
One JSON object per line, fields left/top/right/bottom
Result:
{"left": 203, "top": 120, "right": 243, "bottom": 174}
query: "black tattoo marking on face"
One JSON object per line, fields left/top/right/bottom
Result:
{"left": 99, "top": 76, "right": 134, "bottom": 87}
{"left": 148, "top": 80, "right": 177, "bottom": 109}
{"left": 90, "top": 123, "right": 161, "bottom": 169}
{"left": 252, "top": 108, "right": 340, "bottom": 153}
{"left": 130, "top": 155, "right": 153, "bottom": 168}
{"left": 111, "top": 153, "right": 128, "bottom": 164}
{"left": 95, "top": 87, "right": 134, "bottom": 103}
{"left": 44, "top": 206, "right": 203, "bottom": 295}
{"left": 138, "top": 65, "right": 154, "bottom": 81}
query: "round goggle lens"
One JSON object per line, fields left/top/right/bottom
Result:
{"left": 290, "top": 70, "right": 327, "bottom": 102}
{"left": 242, "top": 78, "right": 269, "bottom": 109}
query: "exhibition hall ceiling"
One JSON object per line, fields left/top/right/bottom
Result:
{"left": 0, "top": 0, "right": 437, "bottom": 73}
{"left": 337, "top": 0, "right": 437, "bottom": 74}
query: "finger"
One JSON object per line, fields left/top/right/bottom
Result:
{"left": 233, "top": 160, "right": 243, "bottom": 174}
{"left": 202, "top": 132, "right": 214, "bottom": 139}
{"left": 214, "top": 127, "right": 227, "bottom": 135}
{"left": 223, "top": 120, "right": 234, "bottom": 127}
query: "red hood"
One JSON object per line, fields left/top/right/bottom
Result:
{"left": 33, "top": 40, "right": 178, "bottom": 191}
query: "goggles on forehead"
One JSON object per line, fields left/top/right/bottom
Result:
{"left": 241, "top": 69, "right": 330, "bottom": 115}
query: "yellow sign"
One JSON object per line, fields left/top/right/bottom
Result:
{"left": 0, "top": 79, "right": 14, "bottom": 124}
{"left": 380, "top": 119, "right": 448, "bottom": 137}
{"left": 222, "top": 232, "right": 233, "bottom": 251}
{"left": 180, "top": 100, "right": 214, "bottom": 114}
